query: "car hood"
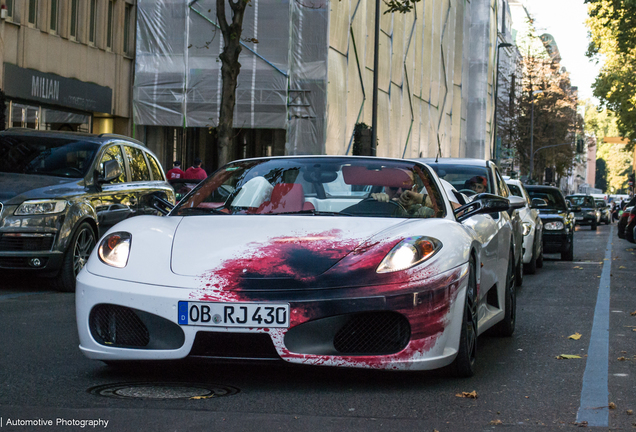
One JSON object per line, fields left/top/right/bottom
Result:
{"left": 538, "top": 210, "right": 567, "bottom": 221}
{"left": 0, "top": 172, "right": 82, "bottom": 204}
{"left": 171, "top": 216, "right": 405, "bottom": 277}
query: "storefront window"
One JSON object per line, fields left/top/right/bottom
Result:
{"left": 41, "top": 108, "right": 91, "bottom": 132}
{"left": 11, "top": 103, "right": 39, "bottom": 129}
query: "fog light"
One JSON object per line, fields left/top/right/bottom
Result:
{"left": 29, "top": 258, "right": 42, "bottom": 267}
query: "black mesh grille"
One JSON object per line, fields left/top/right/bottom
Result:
{"left": 0, "top": 235, "right": 55, "bottom": 251}
{"left": 190, "top": 332, "right": 280, "bottom": 359}
{"left": 333, "top": 312, "right": 410, "bottom": 355}
{"left": 89, "top": 304, "right": 150, "bottom": 348}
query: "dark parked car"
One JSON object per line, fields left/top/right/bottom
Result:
{"left": 565, "top": 194, "right": 600, "bottom": 230}
{"left": 625, "top": 206, "right": 636, "bottom": 243}
{"left": 0, "top": 129, "right": 175, "bottom": 291}
{"left": 526, "top": 185, "right": 575, "bottom": 261}
{"left": 617, "top": 206, "right": 632, "bottom": 239}
{"left": 595, "top": 199, "right": 612, "bottom": 225}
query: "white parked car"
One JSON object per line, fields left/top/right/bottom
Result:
{"left": 505, "top": 179, "right": 544, "bottom": 274}
{"left": 76, "top": 156, "right": 522, "bottom": 377}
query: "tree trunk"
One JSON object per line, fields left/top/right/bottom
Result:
{"left": 216, "top": 0, "right": 247, "bottom": 167}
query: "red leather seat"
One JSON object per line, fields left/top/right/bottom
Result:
{"left": 256, "top": 183, "right": 306, "bottom": 214}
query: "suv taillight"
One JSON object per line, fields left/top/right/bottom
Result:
{"left": 629, "top": 213, "right": 635, "bottom": 223}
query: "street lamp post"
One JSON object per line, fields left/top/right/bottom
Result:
{"left": 492, "top": 42, "right": 513, "bottom": 162}
{"left": 529, "top": 89, "right": 543, "bottom": 182}
{"left": 370, "top": 0, "right": 381, "bottom": 156}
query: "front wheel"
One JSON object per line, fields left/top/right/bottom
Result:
{"left": 493, "top": 249, "right": 516, "bottom": 337}
{"left": 591, "top": 220, "right": 597, "bottom": 231}
{"left": 451, "top": 257, "right": 478, "bottom": 377}
{"left": 561, "top": 235, "right": 574, "bottom": 261}
{"left": 53, "top": 222, "right": 96, "bottom": 292}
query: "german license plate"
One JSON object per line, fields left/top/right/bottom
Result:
{"left": 576, "top": 216, "right": 583, "bottom": 221}
{"left": 178, "top": 301, "right": 289, "bottom": 328}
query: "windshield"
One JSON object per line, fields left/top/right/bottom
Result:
{"left": 527, "top": 188, "right": 567, "bottom": 211}
{"left": 425, "top": 164, "right": 492, "bottom": 195}
{"left": 566, "top": 195, "right": 595, "bottom": 208}
{"left": 0, "top": 135, "right": 99, "bottom": 178}
{"left": 172, "top": 157, "right": 447, "bottom": 219}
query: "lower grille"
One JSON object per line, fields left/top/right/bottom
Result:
{"left": 0, "top": 234, "right": 55, "bottom": 251}
{"left": 189, "top": 332, "right": 280, "bottom": 359}
{"left": 0, "top": 257, "right": 49, "bottom": 269}
{"left": 89, "top": 305, "right": 150, "bottom": 348}
{"left": 333, "top": 312, "right": 410, "bottom": 355}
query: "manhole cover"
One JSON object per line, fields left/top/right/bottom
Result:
{"left": 88, "top": 382, "right": 239, "bottom": 399}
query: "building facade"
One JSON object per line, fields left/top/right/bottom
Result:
{"left": 0, "top": 0, "right": 136, "bottom": 135}
{"left": 133, "top": 0, "right": 505, "bottom": 172}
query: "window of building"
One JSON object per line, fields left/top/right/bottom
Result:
{"left": 70, "top": 0, "right": 79, "bottom": 40}
{"left": 89, "top": 0, "right": 97, "bottom": 44}
{"left": 50, "top": 0, "right": 59, "bottom": 33}
{"left": 5, "top": 0, "right": 14, "bottom": 20}
{"left": 106, "top": 1, "right": 114, "bottom": 50}
{"left": 28, "top": 0, "right": 38, "bottom": 25}
{"left": 124, "top": 4, "right": 133, "bottom": 55}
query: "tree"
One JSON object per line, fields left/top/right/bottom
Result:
{"left": 595, "top": 157, "right": 608, "bottom": 192}
{"left": 214, "top": 0, "right": 422, "bottom": 166}
{"left": 216, "top": 0, "right": 251, "bottom": 167}
{"left": 585, "top": 0, "right": 636, "bottom": 150}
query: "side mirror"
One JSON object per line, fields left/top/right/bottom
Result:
{"left": 100, "top": 160, "right": 122, "bottom": 183}
{"left": 454, "top": 193, "right": 510, "bottom": 222}
{"left": 508, "top": 195, "right": 526, "bottom": 210}
{"left": 531, "top": 198, "right": 547, "bottom": 208}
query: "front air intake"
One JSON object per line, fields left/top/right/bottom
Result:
{"left": 333, "top": 311, "right": 410, "bottom": 355}
{"left": 89, "top": 304, "right": 150, "bottom": 348}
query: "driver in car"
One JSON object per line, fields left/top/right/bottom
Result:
{"left": 467, "top": 176, "right": 488, "bottom": 194}
{"left": 370, "top": 171, "right": 435, "bottom": 217}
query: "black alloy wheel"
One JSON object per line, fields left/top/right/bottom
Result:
{"left": 451, "top": 256, "right": 478, "bottom": 377}
{"left": 591, "top": 219, "right": 597, "bottom": 231}
{"left": 54, "top": 222, "right": 97, "bottom": 292}
{"left": 561, "top": 234, "right": 574, "bottom": 261}
{"left": 524, "top": 236, "right": 538, "bottom": 274}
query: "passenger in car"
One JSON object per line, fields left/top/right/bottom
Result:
{"left": 370, "top": 170, "right": 435, "bottom": 217}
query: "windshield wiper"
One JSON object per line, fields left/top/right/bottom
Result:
{"left": 176, "top": 207, "right": 227, "bottom": 215}
{"left": 272, "top": 209, "right": 353, "bottom": 216}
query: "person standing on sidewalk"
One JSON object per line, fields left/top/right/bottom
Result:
{"left": 166, "top": 161, "right": 186, "bottom": 180}
{"left": 184, "top": 157, "right": 207, "bottom": 180}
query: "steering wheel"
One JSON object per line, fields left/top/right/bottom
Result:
{"left": 343, "top": 197, "right": 408, "bottom": 217}
{"left": 458, "top": 189, "right": 478, "bottom": 197}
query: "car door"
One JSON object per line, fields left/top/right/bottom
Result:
{"left": 91, "top": 144, "right": 135, "bottom": 237}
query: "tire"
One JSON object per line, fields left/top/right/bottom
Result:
{"left": 591, "top": 220, "right": 597, "bottom": 231}
{"left": 53, "top": 222, "right": 96, "bottom": 292}
{"left": 451, "top": 257, "right": 478, "bottom": 378}
{"left": 561, "top": 235, "right": 574, "bottom": 261}
{"left": 536, "top": 244, "right": 544, "bottom": 268}
{"left": 514, "top": 254, "right": 523, "bottom": 287}
{"left": 493, "top": 249, "right": 516, "bottom": 337}
{"left": 524, "top": 237, "right": 538, "bottom": 274}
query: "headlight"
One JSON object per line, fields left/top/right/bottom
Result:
{"left": 15, "top": 199, "right": 67, "bottom": 215}
{"left": 544, "top": 221, "right": 564, "bottom": 230}
{"left": 377, "top": 237, "right": 442, "bottom": 273}
{"left": 98, "top": 232, "right": 132, "bottom": 268}
{"left": 522, "top": 222, "right": 532, "bottom": 236}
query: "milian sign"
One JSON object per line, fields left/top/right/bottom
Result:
{"left": 3, "top": 63, "right": 112, "bottom": 114}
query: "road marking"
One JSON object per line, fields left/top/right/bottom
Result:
{"left": 576, "top": 226, "right": 613, "bottom": 426}
{"left": 0, "top": 291, "right": 52, "bottom": 301}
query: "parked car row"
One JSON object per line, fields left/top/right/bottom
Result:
{"left": 617, "top": 196, "right": 636, "bottom": 244}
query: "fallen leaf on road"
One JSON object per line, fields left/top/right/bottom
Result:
{"left": 556, "top": 354, "right": 581, "bottom": 359}
{"left": 489, "top": 420, "right": 503, "bottom": 425}
{"left": 627, "top": 410, "right": 633, "bottom": 415}
{"left": 619, "top": 266, "right": 626, "bottom": 269}
{"left": 573, "top": 266, "right": 582, "bottom": 269}
{"left": 576, "top": 420, "right": 588, "bottom": 427}
{"left": 569, "top": 333, "right": 582, "bottom": 340}
{"left": 455, "top": 391, "right": 478, "bottom": 399}
{"left": 617, "top": 357, "right": 627, "bottom": 361}
{"left": 190, "top": 395, "right": 215, "bottom": 400}
{"left": 609, "top": 402, "right": 616, "bottom": 409}
{"left": 631, "top": 311, "right": 636, "bottom": 316}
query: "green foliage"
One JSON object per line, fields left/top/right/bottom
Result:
{"left": 595, "top": 158, "right": 608, "bottom": 192}
{"left": 585, "top": 0, "right": 636, "bottom": 150}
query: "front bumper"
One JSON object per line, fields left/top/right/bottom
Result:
{"left": 0, "top": 209, "right": 67, "bottom": 273}
{"left": 542, "top": 230, "right": 569, "bottom": 253}
{"left": 573, "top": 213, "right": 595, "bottom": 225}
{"left": 76, "top": 264, "right": 469, "bottom": 371}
